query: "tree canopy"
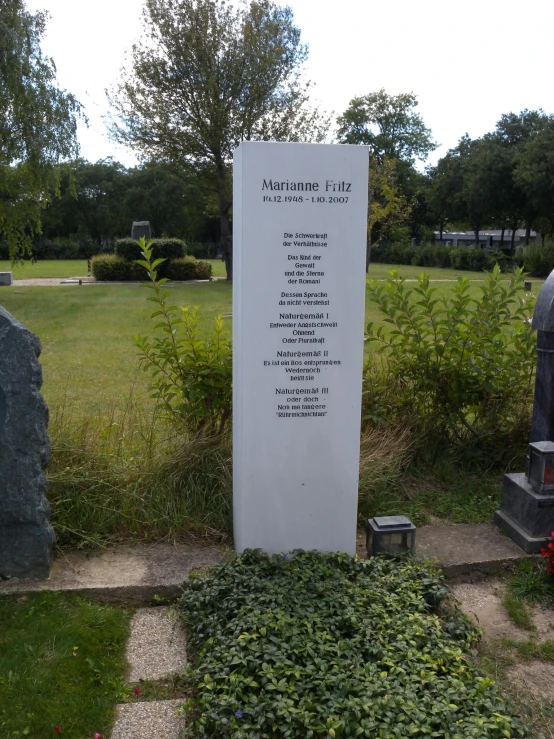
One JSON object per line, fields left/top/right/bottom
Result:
{"left": 109, "top": 0, "right": 329, "bottom": 279}
{"left": 337, "top": 89, "right": 436, "bottom": 165}
{"left": 0, "top": 0, "right": 82, "bottom": 258}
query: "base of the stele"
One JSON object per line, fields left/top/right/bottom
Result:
{"left": 494, "top": 472, "right": 554, "bottom": 553}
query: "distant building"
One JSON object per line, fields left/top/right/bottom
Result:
{"left": 434, "top": 230, "right": 537, "bottom": 247}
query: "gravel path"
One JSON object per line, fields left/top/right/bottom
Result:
{"left": 11, "top": 277, "right": 93, "bottom": 286}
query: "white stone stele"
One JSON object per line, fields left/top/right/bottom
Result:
{"left": 233, "top": 141, "right": 369, "bottom": 555}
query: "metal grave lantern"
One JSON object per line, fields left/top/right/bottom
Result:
{"left": 366, "top": 515, "right": 416, "bottom": 557}
{"left": 527, "top": 441, "right": 554, "bottom": 494}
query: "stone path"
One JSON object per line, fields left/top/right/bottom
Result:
{"left": 453, "top": 579, "right": 554, "bottom": 708}
{"left": 12, "top": 277, "right": 93, "bottom": 286}
{"left": 112, "top": 606, "right": 187, "bottom": 738}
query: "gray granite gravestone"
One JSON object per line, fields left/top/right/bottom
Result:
{"left": 0, "top": 306, "right": 55, "bottom": 579}
{"left": 495, "top": 270, "right": 554, "bottom": 552}
{"left": 131, "top": 221, "right": 151, "bottom": 241}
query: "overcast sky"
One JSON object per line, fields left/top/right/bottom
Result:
{"left": 28, "top": 0, "right": 554, "bottom": 169}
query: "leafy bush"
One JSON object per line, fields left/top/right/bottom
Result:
{"left": 167, "top": 256, "right": 213, "bottom": 281}
{"left": 186, "top": 241, "right": 219, "bottom": 259}
{"left": 364, "top": 267, "right": 536, "bottom": 461}
{"left": 134, "top": 240, "right": 231, "bottom": 434}
{"left": 91, "top": 254, "right": 143, "bottom": 281}
{"left": 178, "top": 550, "right": 527, "bottom": 739}
{"left": 523, "top": 242, "right": 554, "bottom": 277}
{"left": 371, "top": 243, "right": 512, "bottom": 272}
{"left": 115, "top": 237, "right": 186, "bottom": 266}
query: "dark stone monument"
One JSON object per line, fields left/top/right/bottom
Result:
{"left": 0, "top": 306, "right": 55, "bottom": 579}
{"left": 495, "top": 270, "right": 554, "bottom": 552}
{"left": 131, "top": 221, "right": 151, "bottom": 241}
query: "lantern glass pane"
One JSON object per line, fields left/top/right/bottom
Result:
{"left": 529, "top": 449, "right": 542, "bottom": 489}
{"left": 544, "top": 456, "right": 554, "bottom": 486}
{"left": 367, "top": 529, "right": 374, "bottom": 554}
{"left": 381, "top": 532, "right": 410, "bottom": 555}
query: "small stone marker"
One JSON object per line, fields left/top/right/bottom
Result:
{"left": 233, "top": 141, "right": 369, "bottom": 554}
{"left": 0, "top": 306, "right": 55, "bottom": 579}
{"left": 495, "top": 269, "right": 554, "bottom": 552}
{"left": 131, "top": 220, "right": 151, "bottom": 241}
{"left": 0, "top": 272, "right": 13, "bottom": 286}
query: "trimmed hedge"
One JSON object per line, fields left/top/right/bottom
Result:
{"left": 91, "top": 254, "right": 144, "bottom": 281}
{"left": 186, "top": 241, "right": 219, "bottom": 259}
{"left": 115, "top": 238, "right": 186, "bottom": 263}
{"left": 167, "top": 257, "right": 212, "bottom": 281}
{"left": 1, "top": 237, "right": 110, "bottom": 260}
{"left": 371, "top": 243, "right": 512, "bottom": 272}
{"left": 92, "top": 254, "right": 213, "bottom": 282}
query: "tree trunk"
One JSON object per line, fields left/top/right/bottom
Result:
{"left": 439, "top": 220, "right": 444, "bottom": 242}
{"left": 216, "top": 162, "right": 232, "bottom": 281}
{"left": 509, "top": 220, "right": 518, "bottom": 258}
{"left": 500, "top": 227, "right": 505, "bottom": 247}
{"left": 525, "top": 219, "right": 532, "bottom": 246}
{"left": 474, "top": 226, "right": 480, "bottom": 247}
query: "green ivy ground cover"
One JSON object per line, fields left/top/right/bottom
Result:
{"left": 179, "top": 551, "right": 527, "bottom": 738}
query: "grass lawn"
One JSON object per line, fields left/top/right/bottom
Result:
{"left": 0, "top": 260, "right": 90, "bottom": 279}
{"left": 0, "top": 281, "right": 232, "bottom": 415}
{"left": 0, "top": 265, "right": 540, "bottom": 417}
{"left": 0, "top": 258, "right": 227, "bottom": 280}
{"left": 0, "top": 593, "right": 131, "bottom": 739}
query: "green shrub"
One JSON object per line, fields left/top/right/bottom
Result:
{"left": 134, "top": 240, "right": 231, "bottom": 434}
{"left": 193, "top": 260, "right": 213, "bottom": 280}
{"left": 410, "top": 244, "right": 453, "bottom": 268}
{"left": 371, "top": 243, "right": 513, "bottom": 273}
{"left": 186, "top": 241, "right": 219, "bottom": 259}
{"left": 364, "top": 266, "right": 536, "bottom": 461}
{"left": 91, "top": 254, "right": 143, "bottom": 281}
{"left": 449, "top": 247, "right": 469, "bottom": 270}
{"left": 167, "top": 256, "right": 213, "bottom": 281}
{"left": 115, "top": 237, "right": 186, "bottom": 264}
{"left": 523, "top": 242, "right": 554, "bottom": 277}
{"left": 178, "top": 550, "right": 527, "bottom": 739}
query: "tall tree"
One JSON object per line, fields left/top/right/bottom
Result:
{"left": 109, "top": 0, "right": 329, "bottom": 279}
{"left": 337, "top": 90, "right": 435, "bottom": 255}
{"left": 0, "top": 0, "right": 82, "bottom": 258}
{"left": 431, "top": 135, "right": 496, "bottom": 245}
{"left": 515, "top": 125, "right": 554, "bottom": 240}
{"left": 366, "top": 156, "right": 410, "bottom": 259}
{"left": 337, "top": 90, "right": 436, "bottom": 166}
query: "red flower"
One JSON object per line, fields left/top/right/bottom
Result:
{"left": 541, "top": 529, "right": 554, "bottom": 574}
{"left": 54, "top": 728, "right": 62, "bottom": 735}
{"left": 133, "top": 687, "right": 140, "bottom": 697}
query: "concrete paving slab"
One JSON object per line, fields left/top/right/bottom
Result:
{"left": 0, "top": 542, "right": 227, "bottom": 602}
{"left": 127, "top": 607, "right": 187, "bottom": 682}
{"left": 111, "top": 699, "right": 185, "bottom": 739}
{"left": 452, "top": 580, "right": 554, "bottom": 643}
{"left": 416, "top": 522, "right": 532, "bottom": 579}
{"left": 507, "top": 661, "right": 554, "bottom": 703}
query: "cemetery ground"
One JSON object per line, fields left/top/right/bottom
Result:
{"left": 0, "top": 268, "right": 543, "bottom": 549}
{"left": 1, "top": 262, "right": 552, "bottom": 737}
{"left": 0, "top": 258, "right": 228, "bottom": 280}
{"left": 1, "top": 555, "right": 553, "bottom": 738}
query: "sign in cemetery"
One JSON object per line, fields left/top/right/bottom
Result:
{"left": 233, "top": 141, "right": 369, "bottom": 554}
